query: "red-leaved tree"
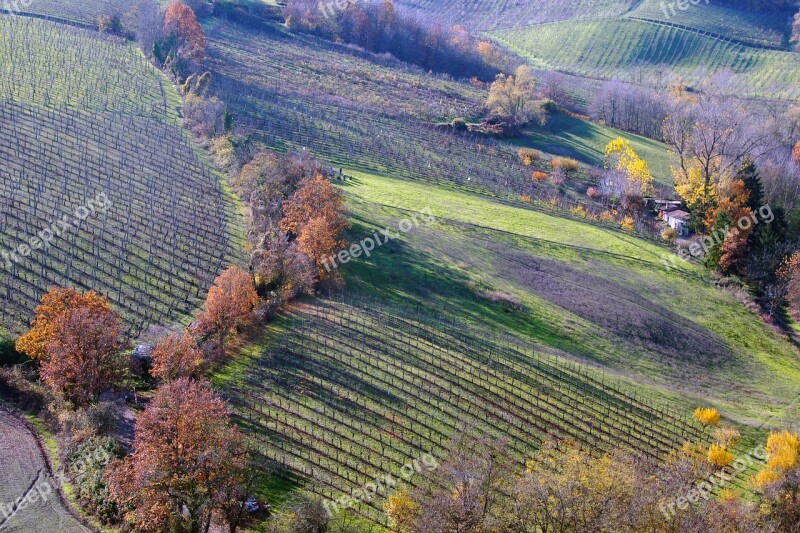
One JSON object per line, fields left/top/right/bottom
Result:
{"left": 149, "top": 331, "right": 204, "bottom": 381}
{"left": 197, "top": 266, "right": 259, "bottom": 358}
{"left": 164, "top": 0, "right": 206, "bottom": 62}
{"left": 279, "top": 174, "right": 348, "bottom": 278}
{"left": 41, "top": 303, "right": 126, "bottom": 407}
{"left": 106, "top": 378, "right": 247, "bottom": 533}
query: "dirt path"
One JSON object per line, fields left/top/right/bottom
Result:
{"left": 0, "top": 408, "right": 90, "bottom": 533}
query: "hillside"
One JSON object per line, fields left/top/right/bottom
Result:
{"left": 0, "top": 16, "right": 241, "bottom": 335}
{"left": 1, "top": 3, "right": 799, "bottom": 532}
{"left": 489, "top": 18, "right": 800, "bottom": 100}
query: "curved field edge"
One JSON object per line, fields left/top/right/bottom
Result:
{"left": 338, "top": 169, "right": 800, "bottom": 426}
{"left": 0, "top": 403, "right": 92, "bottom": 533}
{"left": 486, "top": 18, "right": 800, "bottom": 100}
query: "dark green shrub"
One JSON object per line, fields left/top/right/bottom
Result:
{"left": 0, "top": 337, "right": 29, "bottom": 367}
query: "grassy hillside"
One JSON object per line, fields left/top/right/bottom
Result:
{"left": 627, "top": 0, "right": 790, "bottom": 48}
{"left": 395, "top": 0, "right": 637, "bottom": 31}
{"left": 206, "top": 22, "right": 671, "bottom": 204}
{"left": 0, "top": 16, "right": 242, "bottom": 335}
{"left": 215, "top": 168, "right": 796, "bottom": 526}
{"left": 489, "top": 18, "right": 800, "bottom": 100}
{"left": 520, "top": 113, "right": 672, "bottom": 186}
{"left": 216, "top": 299, "right": 708, "bottom": 527}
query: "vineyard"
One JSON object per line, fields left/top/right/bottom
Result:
{"left": 4, "top": 0, "right": 132, "bottom": 27}
{"left": 626, "top": 0, "right": 790, "bottom": 48}
{"left": 218, "top": 299, "right": 709, "bottom": 527}
{"left": 489, "top": 18, "right": 800, "bottom": 100}
{"left": 394, "top": 0, "right": 637, "bottom": 31}
{"left": 205, "top": 22, "right": 670, "bottom": 204}
{"left": 0, "top": 17, "right": 240, "bottom": 335}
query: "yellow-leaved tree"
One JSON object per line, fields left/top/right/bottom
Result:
{"left": 755, "top": 430, "right": 800, "bottom": 488}
{"left": 604, "top": 138, "right": 655, "bottom": 197}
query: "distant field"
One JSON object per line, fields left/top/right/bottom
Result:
{"left": 627, "top": 0, "right": 789, "bottom": 48}
{"left": 489, "top": 18, "right": 800, "bottom": 100}
{"left": 0, "top": 16, "right": 241, "bottom": 335}
{"left": 395, "top": 0, "right": 637, "bottom": 31}
{"left": 4, "top": 0, "right": 131, "bottom": 26}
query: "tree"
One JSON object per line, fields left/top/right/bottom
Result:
{"left": 164, "top": 0, "right": 206, "bottom": 62}
{"left": 150, "top": 331, "right": 204, "bottom": 381}
{"left": 486, "top": 66, "right": 543, "bottom": 126}
{"left": 40, "top": 303, "right": 126, "bottom": 407}
{"left": 251, "top": 230, "right": 315, "bottom": 303}
{"left": 663, "top": 94, "right": 770, "bottom": 227}
{"left": 604, "top": 138, "right": 655, "bottom": 197}
{"left": 779, "top": 252, "right": 800, "bottom": 315}
{"left": 408, "top": 434, "right": 510, "bottom": 532}
{"left": 16, "top": 288, "right": 113, "bottom": 361}
{"left": 197, "top": 266, "right": 259, "bottom": 358}
{"left": 106, "top": 378, "right": 248, "bottom": 533}
{"left": 279, "top": 174, "right": 348, "bottom": 278}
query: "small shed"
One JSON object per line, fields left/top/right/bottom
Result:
{"left": 661, "top": 208, "right": 691, "bottom": 236}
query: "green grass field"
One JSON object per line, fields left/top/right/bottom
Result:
{"left": 522, "top": 113, "right": 672, "bottom": 186}
{"left": 488, "top": 18, "right": 800, "bottom": 100}
{"left": 216, "top": 167, "right": 798, "bottom": 528}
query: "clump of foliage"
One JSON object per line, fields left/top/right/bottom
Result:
{"left": 106, "top": 378, "right": 248, "bottom": 533}
{"left": 17, "top": 288, "right": 126, "bottom": 407}
{"left": 693, "top": 407, "right": 721, "bottom": 427}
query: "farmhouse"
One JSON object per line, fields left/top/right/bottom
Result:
{"left": 661, "top": 208, "right": 691, "bottom": 236}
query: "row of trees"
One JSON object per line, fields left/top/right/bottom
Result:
{"left": 9, "top": 264, "right": 261, "bottom": 531}
{"left": 376, "top": 419, "right": 800, "bottom": 533}
{"left": 283, "top": 0, "right": 507, "bottom": 80}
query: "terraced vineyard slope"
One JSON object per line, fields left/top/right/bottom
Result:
{"left": 0, "top": 16, "right": 240, "bottom": 335}
{"left": 218, "top": 300, "right": 707, "bottom": 527}
{"left": 489, "top": 18, "right": 800, "bottom": 100}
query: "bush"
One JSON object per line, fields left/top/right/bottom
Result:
{"left": 707, "top": 444, "right": 733, "bottom": 468}
{"left": 551, "top": 157, "right": 579, "bottom": 172}
{"left": 67, "top": 436, "right": 119, "bottom": 523}
{"left": 531, "top": 171, "right": 548, "bottom": 183}
{"left": 661, "top": 228, "right": 678, "bottom": 243}
{"left": 586, "top": 186, "right": 602, "bottom": 199}
{"left": 517, "top": 148, "right": 541, "bottom": 166}
{"left": 0, "top": 336, "right": 27, "bottom": 366}
{"left": 693, "top": 407, "right": 721, "bottom": 427}
{"left": 451, "top": 118, "right": 468, "bottom": 132}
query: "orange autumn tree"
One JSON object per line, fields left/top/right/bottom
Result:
{"left": 164, "top": 0, "right": 205, "bottom": 62}
{"left": 197, "top": 266, "right": 258, "bottom": 358}
{"left": 106, "top": 378, "right": 247, "bottom": 533}
{"left": 16, "top": 288, "right": 111, "bottom": 361}
{"left": 41, "top": 299, "right": 126, "bottom": 406}
{"left": 279, "top": 174, "right": 348, "bottom": 278}
{"left": 150, "top": 331, "right": 204, "bottom": 381}
{"left": 778, "top": 251, "right": 800, "bottom": 314}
